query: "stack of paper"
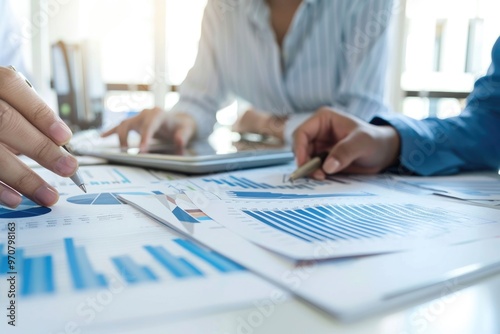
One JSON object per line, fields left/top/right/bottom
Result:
{"left": 119, "top": 165, "right": 500, "bottom": 320}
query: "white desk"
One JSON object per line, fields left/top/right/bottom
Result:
{"left": 97, "top": 272, "right": 500, "bottom": 334}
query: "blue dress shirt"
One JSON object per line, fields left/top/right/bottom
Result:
{"left": 171, "top": 0, "right": 393, "bottom": 140}
{"left": 373, "top": 37, "right": 500, "bottom": 176}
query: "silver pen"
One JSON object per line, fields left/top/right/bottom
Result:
{"left": 8, "top": 65, "right": 87, "bottom": 193}
{"left": 62, "top": 145, "right": 87, "bottom": 193}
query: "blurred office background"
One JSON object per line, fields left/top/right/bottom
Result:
{"left": 8, "top": 0, "right": 500, "bottom": 132}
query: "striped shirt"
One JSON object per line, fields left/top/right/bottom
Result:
{"left": 171, "top": 0, "right": 394, "bottom": 141}
{"left": 0, "top": 0, "right": 30, "bottom": 75}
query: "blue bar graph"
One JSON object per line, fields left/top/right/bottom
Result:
{"left": 406, "top": 180, "right": 500, "bottom": 197}
{"left": 1, "top": 244, "right": 55, "bottom": 296}
{"left": 201, "top": 176, "right": 330, "bottom": 190}
{"left": 226, "top": 191, "right": 372, "bottom": 199}
{"left": 21, "top": 256, "right": 55, "bottom": 296}
{"left": 243, "top": 204, "right": 463, "bottom": 243}
{"left": 174, "top": 239, "right": 244, "bottom": 273}
{"left": 112, "top": 256, "right": 158, "bottom": 284}
{"left": 65, "top": 238, "right": 108, "bottom": 290}
{"left": 145, "top": 245, "right": 204, "bottom": 278}
{"left": 1, "top": 237, "right": 245, "bottom": 297}
{"left": 112, "top": 168, "right": 131, "bottom": 184}
{"left": 84, "top": 168, "right": 132, "bottom": 186}
{"left": 172, "top": 207, "right": 199, "bottom": 223}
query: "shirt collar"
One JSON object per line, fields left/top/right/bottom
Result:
{"left": 246, "top": 0, "right": 269, "bottom": 30}
{"left": 246, "top": 0, "right": 320, "bottom": 30}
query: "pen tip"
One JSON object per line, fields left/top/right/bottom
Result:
{"left": 80, "top": 184, "right": 87, "bottom": 193}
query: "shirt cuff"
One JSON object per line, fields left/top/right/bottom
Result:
{"left": 371, "top": 114, "right": 464, "bottom": 176}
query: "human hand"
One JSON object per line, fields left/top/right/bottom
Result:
{"left": 101, "top": 107, "right": 197, "bottom": 151}
{"left": 233, "top": 108, "right": 287, "bottom": 142}
{"left": 292, "top": 107, "right": 400, "bottom": 180}
{"left": 0, "top": 66, "right": 79, "bottom": 208}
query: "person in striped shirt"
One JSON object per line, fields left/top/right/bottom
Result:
{"left": 103, "top": 0, "right": 395, "bottom": 150}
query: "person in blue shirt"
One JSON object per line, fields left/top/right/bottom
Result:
{"left": 293, "top": 37, "right": 500, "bottom": 179}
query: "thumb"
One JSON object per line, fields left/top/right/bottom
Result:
{"left": 322, "top": 131, "right": 366, "bottom": 174}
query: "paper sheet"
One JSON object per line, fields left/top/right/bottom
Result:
{"left": 130, "top": 167, "right": 500, "bottom": 260}
{"left": 0, "top": 165, "right": 279, "bottom": 332}
{"left": 120, "top": 191, "right": 500, "bottom": 321}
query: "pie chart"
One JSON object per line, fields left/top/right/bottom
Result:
{"left": 67, "top": 192, "right": 150, "bottom": 205}
{"left": 0, "top": 197, "right": 51, "bottom": 219}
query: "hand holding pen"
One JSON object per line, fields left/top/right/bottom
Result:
{"left": 0, "top": 66, "right": 85, "bottom": 208}
{"left": 290, "top": 107, "right": 401, "bottom": 181}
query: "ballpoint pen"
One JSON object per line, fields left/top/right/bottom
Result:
{"left": 288, "top": 152, "right": 329, "bottom": 182}
{"left": 8, "top": 65, "right": 87, "bottom": 193}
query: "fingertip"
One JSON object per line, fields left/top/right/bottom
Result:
{"left": 49, "top": 120, "right": 73, "bottom": 144}
{"left": 0, "top": 189, "right": 22, "bottom": 208}
{"left": 174, "top": 132, "right": 186, "bottom": 148}
{"left": 139, "top": 136, "right": 151, "bottom": 153}
{"left": 293, "top": 147, "right": 307, "bottom": 166}
{"left": 117, "top": 129, "right": 129, "bottom": 148}
{"left": 323, "top": 157, "right": 340, "bottom": 174}
{"left": 55, "top": 155, "right": 79, "bottom": 177}
{"left": 311, "top": 170, "right": 326, "bottom": 180}
{"left": 100, "top": 126, "right": 117, "bottom": 138}
{"left": 33, "top": 185, "right": 59, "bottom": 207}
{"left": 175, "top": 126, "right": 193, "bottom": 148}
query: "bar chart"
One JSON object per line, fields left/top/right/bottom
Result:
{"left": 404, "top": 178, "right": 500, "bottom": 199}
{"left": 86, "top": 168, "right": 132, "bottom": 186}
{"left": 199, "top": 194, "right": 499, "bottom": 260}
{"left": 190, "top": 168, "right": 376, "bottom": 198}
{"left": 0, "top": 237, "right": 245, "bottom": 297}
{"left": 38, "top": 165, "right": 163, "bottom": 191}
{"left": 65, "top": 238, "right": 108, "bottom": 289}
{"left": 201, "top": 175, "right": 332, "bottom": 190}
{"left": 80, "top": 167, "right": 158, "bottom": 187}
{"left": 153, "top": 194, "right": 212, "bottom": 223}
{"left": 0, "top": 245, "right": 54, "bottom": 296}
{"left": 242, "top": 203, "right": 471, "bottom": 243}
{"left": 225, "top": 191, "right": 372, "bottom": 199}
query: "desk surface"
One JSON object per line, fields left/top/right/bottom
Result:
{"left": 102, "top": 272, "right": 500, "bottom": 334}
